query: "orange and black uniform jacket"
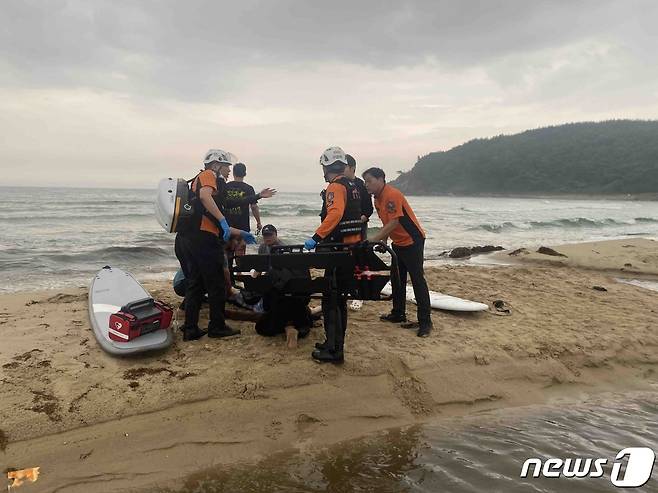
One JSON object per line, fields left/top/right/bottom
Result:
{"left": 313, "top": 176, "right": 362, "bottom": 245}
{"left": 320, "top": 176, "right": 372, "bottom": 221}
{"left": 190, "top": 172, "right": 261, "bottom": 237}
{"left": 374, "top": 184, "right": 425, "bottom": 247}
{"left": 191, "top": 170, "right": 220, "bottom": 236}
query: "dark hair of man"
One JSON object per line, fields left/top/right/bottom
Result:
{"left": 362, "top": 167, "right": 386, "bottom": 181}
{"left": 233, "top": 162, "right": 247, "bottom": 177}
{"left": 345, "top": 154, "right": 356, "bottom": 168}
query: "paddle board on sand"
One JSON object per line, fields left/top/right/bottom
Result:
{"left": 381, "top": 282, "right": 488, "bottom": 312}
{"left": 89, "top": 266, "right": 174, "bottom": 355}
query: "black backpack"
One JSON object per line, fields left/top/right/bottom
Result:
{"left": 155, "top": 174, "right": 207, "bottom": 233}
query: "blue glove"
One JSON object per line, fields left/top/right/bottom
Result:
{"left": 240, "top": 230, "right": 256, "bottom": 245}
{"left": 219, "top": 218, "right": 231, "bottom": 242}
{"left": 304, "top": 238, "right": 317, "bottom": 250}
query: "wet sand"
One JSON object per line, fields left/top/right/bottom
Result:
{"left": 495, "top": 237, "right": 658, "bottom": 275}
{"left": 1, "top": 239, "right": 658, "bottom": 492}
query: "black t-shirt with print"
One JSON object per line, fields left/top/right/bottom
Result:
{"left": 224, "top": 181, "right": 256, "bottom": 231}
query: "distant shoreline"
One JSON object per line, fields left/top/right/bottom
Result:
{"left": 2, "top": 185, "right": 657, "bottom": 200}
{"left": 400, "top": 191, "right": 658, "bottom": 201}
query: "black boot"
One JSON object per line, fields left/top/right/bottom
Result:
{"left": 311, "top": 348, "right": 344, "bottom": 364}
{"left": 315, "top": 301, "right": 339, "bottom": 360}
{"left": 380, "top": 312, "right": 407, "bottom": 323}
{"left": 313, "top": 302, "right": 345, "bottom": 363}
{"left": 417, "top": 325, "right": 432, "bottom": 338}
{"left": 183, "top": 326, "right": 207, "bottom": 341}
{"left": 207, "top": 325, "right": 241, "bottom": 338}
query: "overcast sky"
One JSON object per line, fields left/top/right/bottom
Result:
{"left": 1, "top": 0, "right": 657, "bottom": 191}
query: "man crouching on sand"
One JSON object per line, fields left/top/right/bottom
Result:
{"left": 255, "top": 224, "right": 313, "bottom": 348}
{"left": 363, "top": 167, "right": 433, "bottom": 337}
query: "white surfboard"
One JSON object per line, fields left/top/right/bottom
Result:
{"left": 89, "top": 266, "right": 173, "bottom": 355}
{"left": 381, "top": 282, "right": 488, "bottom": 312}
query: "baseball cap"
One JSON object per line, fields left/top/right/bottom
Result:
{"left": 261, "top": 224, "right": 277, "bottom": 235}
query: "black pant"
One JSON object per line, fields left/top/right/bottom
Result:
{"left": 255, "top": 296, "right": 312, "bottom": 338}
{"left": 175, "top": 233, "right": 207, "bottom": 297}
{"left": 174, "top": 234, "right": 191, "bottom": 278}
{"left": 392, "top": 239, "right": 432, "bottom": 327}
{"left": 174, "top": 234, "right": 191, "bottom": 297}
{"left": 180, "top": 232, "right": 226, "bottom": 333}
{"left": 321, "top": 266, "right": 350, "bottom": 353}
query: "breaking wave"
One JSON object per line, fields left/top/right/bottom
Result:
{"left": 259, "top": 205, "right": 320, "bottom": 217}
{"left": 470, "top": 217, "right": 658, "bottom": 233}
{"left": 43, "top": 245, "right": 172, "bottom": 264}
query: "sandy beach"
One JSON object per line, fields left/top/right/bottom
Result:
{"left": 2, "top": 238, "right": 658, "bottom": 492}
{"left": 495, "top": 237, "right": 658, "bottom": 275}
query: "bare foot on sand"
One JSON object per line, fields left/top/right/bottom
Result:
{"left": 285, "top": 327, "right": 298, "bottom": 349}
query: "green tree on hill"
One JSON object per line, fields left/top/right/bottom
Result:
{"left": 391, "top": 120, "right": 658, "bottom": 195}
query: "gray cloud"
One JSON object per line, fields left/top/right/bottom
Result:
{"left": 1, "top": 0, "right": 657, "bottom": 190}
{"left": 3, "top": 0, "right": 654, "bottom": 102}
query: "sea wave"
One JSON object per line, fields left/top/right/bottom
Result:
{"left": 0, "top": 212, "right": 154, "bottom": 222}
{"left": 0, "top": 200, "right": 154, "bottom": 210}
{"left": 634, "top": 217, "right": 658, "bottom": 224}
{"left": 259, "top": 205, "right": 320, "bottom": 217}
{"left": 42, "top": 245, "right": 172, "bottom": 264}
{"left": 469, "top": 221, "right": 520, "bottom": 233}
{"left": 35, "top": 199, "right": 151, "bottom": 206}
{"left": 530, "top": 218, "right": 625, "bottom": 228}
{"left": 469, "top": 217, "right": 658, "bottom": 233}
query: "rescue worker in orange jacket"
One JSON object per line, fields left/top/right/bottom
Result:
{"left": 179, "top": 149, "right": 257, "bottom": 341}
{"left": 363, "top": 166, "right": 432, "bottom": 337}
{"left": 304, "top": 146, "right": 363, "bottom": 363}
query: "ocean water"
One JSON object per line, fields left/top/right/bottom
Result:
{"left": 156, "top": 391, "right": 658, "bottom": 493}
{"left": 1, "top": 186, "right": 658, "bottom": 293}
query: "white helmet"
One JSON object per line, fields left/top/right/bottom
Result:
{"left": 203, "top": 149, "right": 237, "bottom": 166}
{"left": 319, "top": 146, "right": 347, "bottom": 167}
